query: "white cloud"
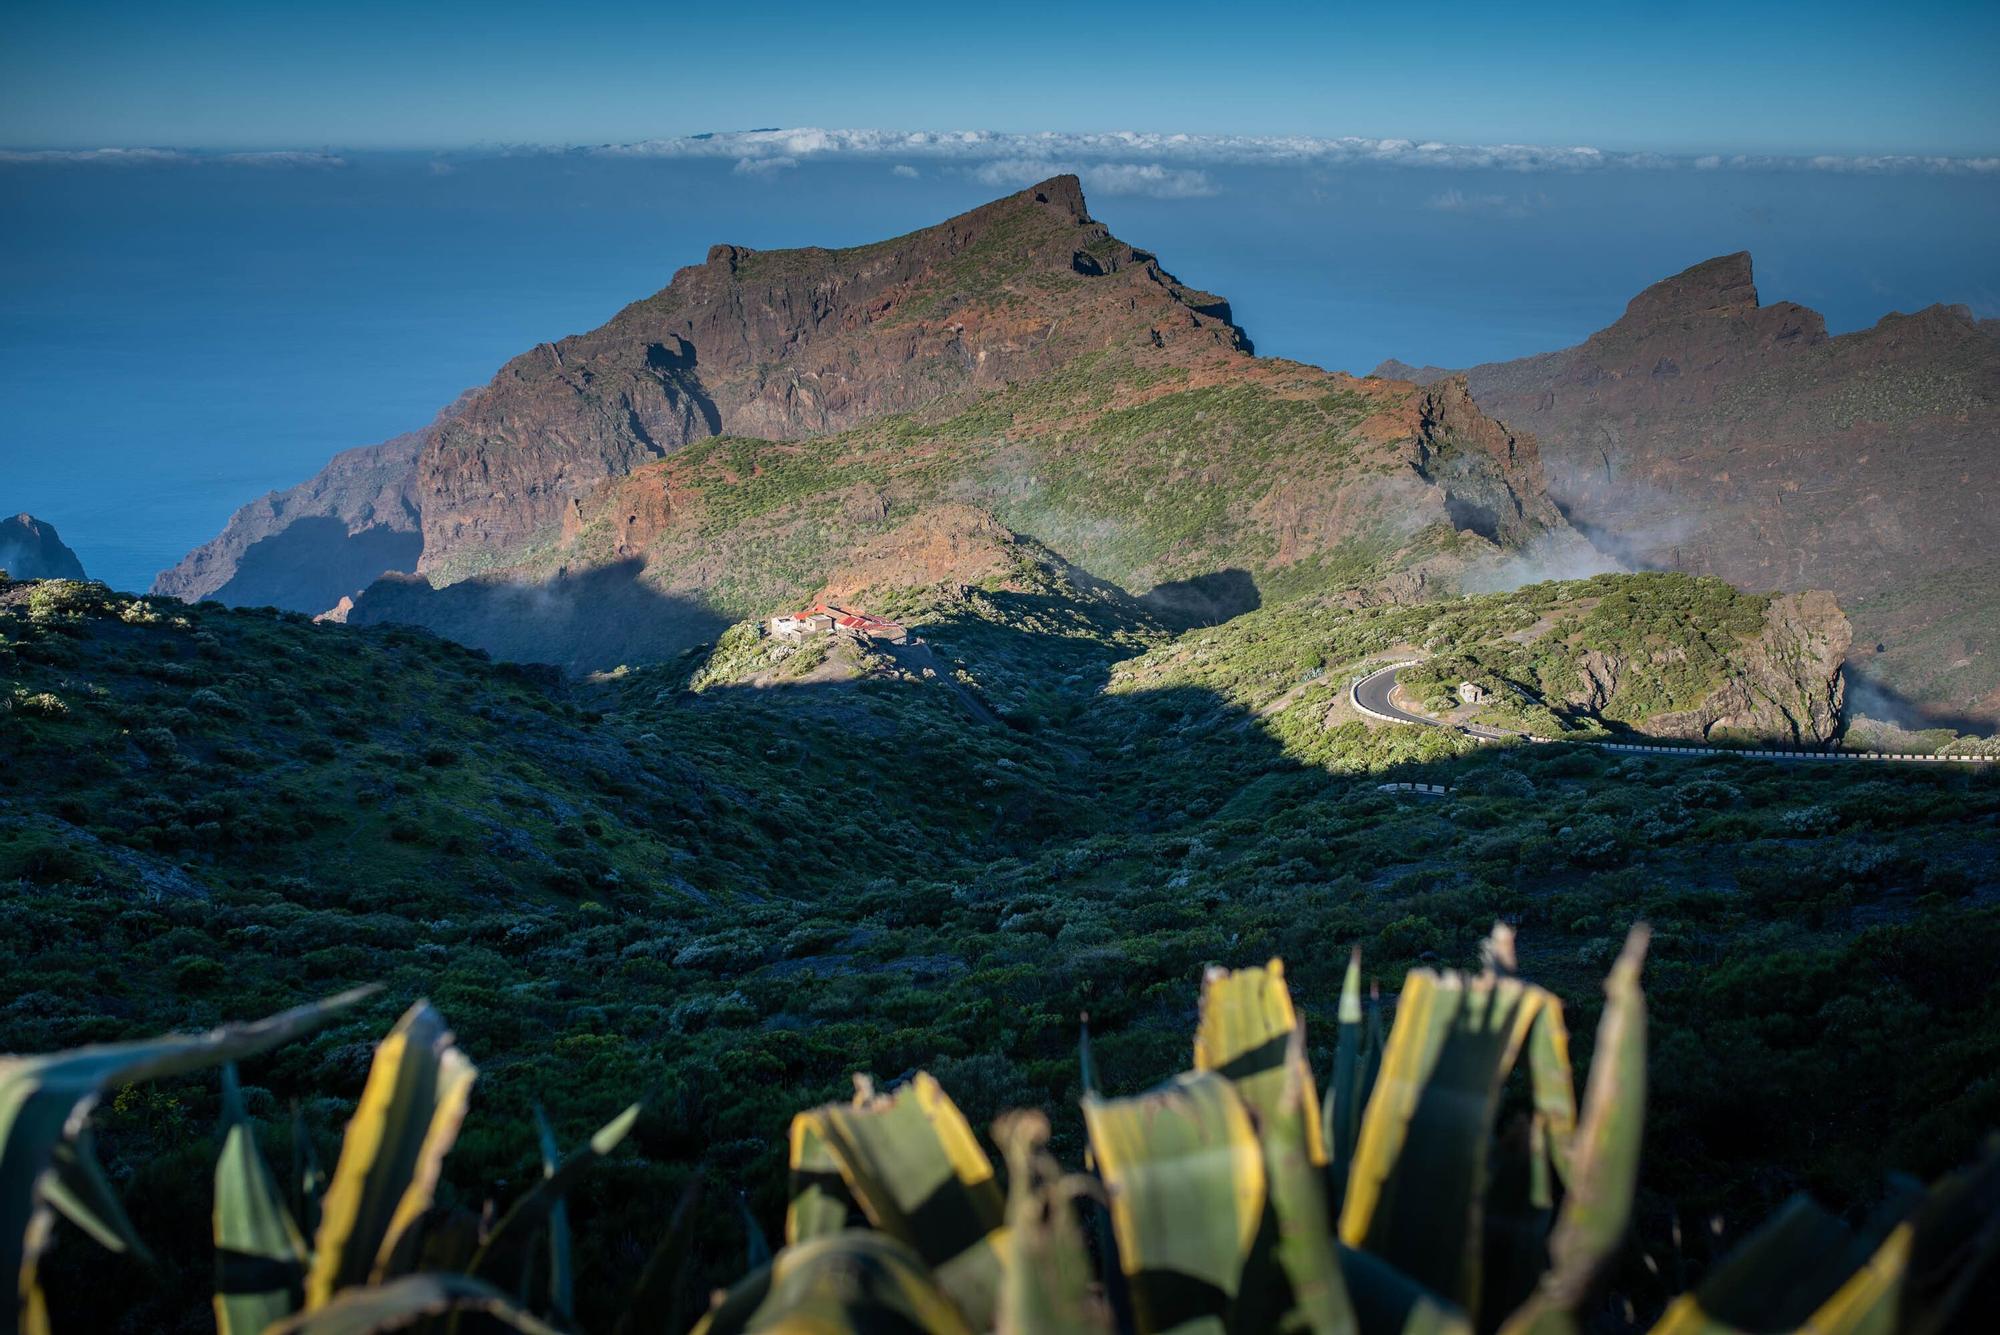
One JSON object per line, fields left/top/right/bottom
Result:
{"left": 970, "top": 157, "right": 1217, "bottom": 199}
{"left": 571, "top": 127, "right": 2000, "bottom": 177}
{"left": 891, "top": 164, "right": 920, "bottom": 178}
{"left": 731, "top": 154, "right": 797, "bottom": 175}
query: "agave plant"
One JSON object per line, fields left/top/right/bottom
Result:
{"left": 698, "top": 925, "right": 2000, "bottom": 1335}
{"left": 6, "top": 927, "right": 1997, "bottom": 1333}
{"left": 5, "top": 994, "right": 642, "bottom": 1335}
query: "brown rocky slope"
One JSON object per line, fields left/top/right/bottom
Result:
{"left": 1376, "top": 252, "right": 2000, "bottom": 725}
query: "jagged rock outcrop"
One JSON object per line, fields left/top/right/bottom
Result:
{"left": 0, "top": 514, "right": 86, "bottom": 581}
{"left": 1638, "top": 592, "right": 1851, "bottom": 743}
{"left": 1377, "top": 252, "right": 2000, "bottom": 724}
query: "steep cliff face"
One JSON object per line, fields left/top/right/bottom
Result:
{"left": 0, "top": 514, "right": 86, "bottom": 582}
{"left": 153, "top": 430, "right": 424, "bottom": 610}
{"left": 1377, "top": 252, "right": 2000, "bottom": 724}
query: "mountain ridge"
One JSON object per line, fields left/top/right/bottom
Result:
{"left": 160, "top": 177, "right": 1585, "bottom": 671}
{"left": 1374, "top": 251, "right": 2000, "bottom": 725}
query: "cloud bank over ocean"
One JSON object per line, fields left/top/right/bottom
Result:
{"left": 577, "top": 127, "right": 2000, "bottom": 177}
{"left": 7, "top": 130, "right": 1996, "bottom": 187}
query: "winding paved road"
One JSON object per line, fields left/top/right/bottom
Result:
{"left": 1349, "top": 660, "right": 1993, "bottom": 765}
{"left": 1351, "top": 661, "right": 1433, "bottom": 726}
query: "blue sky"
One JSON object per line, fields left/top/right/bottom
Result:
{"left": 3, "top": 0, "right": 1997, "bottom": 155}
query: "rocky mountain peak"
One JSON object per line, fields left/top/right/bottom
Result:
{"left": 1619, "top": 251, "right": 1760, "bottom": 326}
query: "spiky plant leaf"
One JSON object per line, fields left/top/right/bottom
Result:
{"left": 1338, "top": 966, "right": 1546, "bottom": 1313}
{"left": 1324, "top": 948, "right": 1367, "bottom": 1183}
{"left": 292, "top": 1101, "right": 326, "bottom": 1240}
{"left": 213, "top": 1065, "right": 308, "bottom": 1335}
{"left": 993, "top": 1111, "right": 1102, "bottom": 1335}
{"left": 265, "top": 1271, "right": 561, "bottom": 1334}
{"left": 1893, "top": 1136, "right": 2000, "bottom": 1335}
{"left": 0, "top": 985, "right": 374, "bottom": 1335}
{"left": 1646, "top": 1195, "right": 1878, "bottom": 1334}
{"left": 692, "top": 1230, "right": 973, "bottom": 1335}
{"left": 1261, "top": 1030, "right": 1357, "bottom": 1335}
{"left": 42, "top": 1132, "right": 150, "bottom": 1264}
{"left": 1500, "top": 925, "right": 1648, "bottom": 1335}
{"left": 303, "top": 1001, "right": 477, "bottom": 1308}
{"left": 465, "top": 1102, "right": 639, "bottom": 1298}
{"left": 1335, "top": 1244, "right": 1473, "bottom": 1335}
{"left": 1082, "top": 1069, "right": 1265, "bottom": 1333}
{"left": 530, "top": 1105, "right": 572, "bottom": 1322}
{"left": 810, "top": 1073, "right": 1006, "bottom": 1327}
{"left": 785, "top": 1111, "right": 853, "bottom": 1244}
{"left": 1194, "top": 959, "right": 1326, "bottom": 1166}
{"left": 1523, "top": 1002, "right": 1578, "bottom": 1195}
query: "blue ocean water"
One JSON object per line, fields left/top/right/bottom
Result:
{"left": 4, "top": 153, "right": 1997, "bottom": 595}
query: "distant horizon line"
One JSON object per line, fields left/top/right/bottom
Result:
{"left": 3, "top": 127, "right": 1998, "bottom": 177}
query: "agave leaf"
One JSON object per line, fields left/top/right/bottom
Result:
{"left": 213, "top": 1065, "right": 309, "bottom": 1335}
{"left": 1324, "top": 948, "right": 1367, "bottom": 1183}
{"left": 1079, "top": 1013, "right": 1101, "bottom": 1099}
{"left": 1649, "top": 1138, "right": 2000, "bottom": 1335}
{"left": 1894, "top": 1136, "right": 2000, "bottom": 1335}
{"left": 811, "top": 1073, "right": 1007, "bottom": 1327}
{"left": 612, "top": 1179, "right": 703, "bottom": 1335}
{"left": 531, "top": 1105, "right": 572, "bottom": 1322}
{"left": 736, "top": 1190, "right": 772, "bottom": 1269}
{"left": 1337, "top": 1244, "right": 1474, "bottom": 1335}
{"left": 304, "top": 1001, "right": 477, "bottom": 1308}
{"left": 0, "top": 985, "right": 375, "bottom": 1335}
{"left": 1261, "top": 1030, "right": 1357, "bottom": 1335}
{"left": 292, "top": 1100, "right": 326, "bottom": 1239}
{"left": 784, "top": 1111, "right": 854, "bottom": 1244}
{"left": 1523, "top": 999, "right": 1578, "bottom": 1196}
{"left": 993, "top": 1111, "right": 1102, "bottom": 1334}
{"left": 464, "top": 1102, "right": 639, "bottom": 1296}
{"left": 1500, "top": 926, "right": 1649, "bottom": 1335}
{"left": 1194, "top": 959, "right": 1326, "bottom": 1166}
{"left": 43, "top": 1131, "right": 150, "bottom": 1264}
{"left": 692, "top": 1230, "right": 973, "bottom": 1335}
{"left": 1338, "top": 966, "right": 1546, "bottom": 1313}
{"left": 1082, "top": 1069, "right": 1265, "bottom": 1333}
{"left": 265, "top": 1271, "right": 563, "bottom": 1334}
{"left": 1646, "top": 1196, "right": 1872, "bottom": 1334}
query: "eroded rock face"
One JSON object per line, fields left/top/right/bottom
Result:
{"left": 0, "top": 514, "right": 86, "bottom": 582}
{"left": 815, "top": 506, "right": 1020, "bottom": 604}
{"left": 152, "top": 428, "right": 425, "bottom": 611}
{"left": 1379, "top": 252, "right": 2000, "bottom": 724}
{"left": 1634, "top": 591, "right": 1852, "bottom": 744}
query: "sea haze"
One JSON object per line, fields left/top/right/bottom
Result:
{"left": 4, "top": 151, "right": 1997, "bottom": 596}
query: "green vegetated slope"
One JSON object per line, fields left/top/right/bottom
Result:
{"left": 531, "top": 357, "right": 1494, "bottom": 636}
{"left": 4, "top": 572, "right": 1998, "bottom": 1329}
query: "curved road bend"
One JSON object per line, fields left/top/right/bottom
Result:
{"left": 1352, "top": 661, "right": 1435, "bottom": 726}
{"left": 1351, "top": 660, "right": 1993, "bottom": 763}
